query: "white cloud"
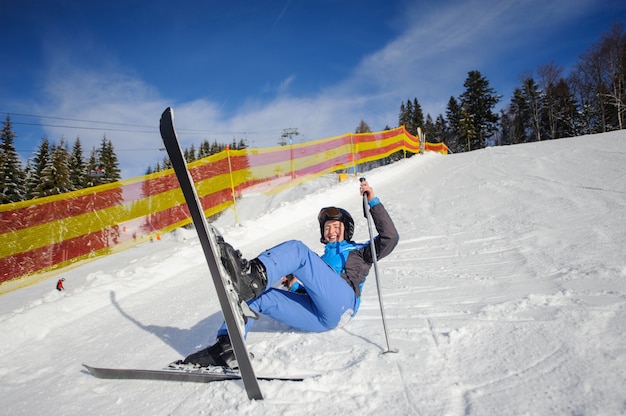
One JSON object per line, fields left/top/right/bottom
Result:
{"left": 35, "top": 66, "right": 167, "bottom": 178}
{"left": 34, "top": 0, "right": 606, "bottom": 179}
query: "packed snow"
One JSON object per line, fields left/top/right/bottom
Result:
{"left": 1, "top": 131, "right": 625, "bottom": 415}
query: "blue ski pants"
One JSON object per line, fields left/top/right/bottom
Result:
{"left": 217, "top": 240, "right": 356, "bottom": 336}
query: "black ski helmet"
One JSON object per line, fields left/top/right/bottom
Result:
{"left": 318, "top": 206, "right": 354, "bottom": 243}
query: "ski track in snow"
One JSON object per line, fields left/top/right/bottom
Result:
{"left": 1, "top": 131, "right": 626, "bottom": 415}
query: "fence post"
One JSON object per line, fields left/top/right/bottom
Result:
{"left": 350, "top": 133, "right": 357, "bottom": 176}
{"left": 403, "top": 127, "right": 407, "bottom": 160}
{"left": 226, "top": 146, "right": 239, "bottom": 225}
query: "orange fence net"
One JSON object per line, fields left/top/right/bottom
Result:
{"left": 0, "top": 126, "right": 447, "bottom": 286}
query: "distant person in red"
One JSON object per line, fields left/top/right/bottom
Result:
{"left": 56, "top": 278, "right": 65, "bottom": 291}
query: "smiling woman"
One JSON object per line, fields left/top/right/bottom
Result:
{"left": 177, "top": 178, "right": 399, "bottom": 370}
{"left": 318, "top": 206, "right": 354, "bottom": 243}
{"left": 323, "top": 219, "right": 344, "bottom": 243}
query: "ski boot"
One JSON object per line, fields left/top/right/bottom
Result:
{"left": 217, "top": 237, "right": 268, "bottom": 302}
{"left": 178, "top": 335, "right": 238, "bottom": 369}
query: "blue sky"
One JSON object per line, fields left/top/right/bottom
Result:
{"left": 2, "top": 0, "right": 625, "bottom": 179}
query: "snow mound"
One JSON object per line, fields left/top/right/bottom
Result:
{"left": 1, "top": 132, "right": 625, "bottom": 415}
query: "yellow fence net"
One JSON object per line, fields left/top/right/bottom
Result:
{"left": 0, "top": 126, "right": 447, "bottom": 290}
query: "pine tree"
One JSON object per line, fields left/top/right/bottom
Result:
{"left": 521, "top": 77, "right": 543, "bottom": 142}
{"left": 86, "top": 149, "right": 100, "bottom": 187}
{"left": 88, "top": 135, "right": 121, "bottom": 185}
{"left": 398, "top": 102, "right": 408, "bottom": 129}
{"left": 25, "top": 137, "right": 51, "bottom": 199}
{"left": 405, "top": 100, "right": 415, "bottom": 134}
{"left": 411, "top": 98, "right": 424, "bottom": 134}
{"left": 0, "top": 116, "right": 26, "bottom": 203}
{"left": 423, "top": 114, "right": 435, "bottom": 142}
{"left": 98, "top": 136, "right": 121, "bottom": 183}
{"left": 398, "top": 98, "right": 424, "bottom": 136}
{"left": 34, "top": 139, "right": 73, "bottom": 197}
{"left": 507, "top": 87, "right": 531, "bottom": 144}
{"left": 184, "top": 144, "right": 196, "bottom": 162}
{"left": 433, "top": 114, "right": 448, "bottom": 144}
{"left": 551, "top": 79, "right": 579, "bottom": 138}
{"left": 445, "top": 96, "right": 463, "bottom": 152}
{"left": 69, "top": 137, "right": 89, "bottom": 189}
{"left": 161, "top": 156, "right": 172, "bottom": 170}
{"left": 460, "top": 107, "right": 477, "bottom": 151}
{"left": 537, "top": 62, "right": 565, "bottom": 140}
{"left": 197, "top": 140, "right": 210, "bottom": 159}
{"left": 210, "top": 140, "right": 223, "bottom": 154}
{"left": 458, "top": 70, "right": 501, "bottom": 150}
{"left": 355, "top": 119, "right": 372, "bottom": 133}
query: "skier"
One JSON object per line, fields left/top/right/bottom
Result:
{"left": 56, "top": 278, "right": 65, "bottom": 291}
{"left": 179, "top": 180, "right": 399, "bottom": 369}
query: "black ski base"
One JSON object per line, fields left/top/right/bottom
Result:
{"left": 159, "top": 107, "right": 263, "bottom": 399}
{"left": 83, "top": 364, "right": 307, "bottom": 383}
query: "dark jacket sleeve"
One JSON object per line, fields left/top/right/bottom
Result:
{"left": 365, "top": 202, "right": 399, "bottom": 262}
{"left": 342, "top": 201, "right": 399, "bottom": 296}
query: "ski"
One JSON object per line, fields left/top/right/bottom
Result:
{"left": 82, "top": 364, "right": 306, "bottom": 383}
{"left": 158, "top": 107, "right": 263, "bottom": 400}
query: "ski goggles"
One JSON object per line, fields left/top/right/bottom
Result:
{"left": 318, "top": 207, "right": 343, "bottom": 222}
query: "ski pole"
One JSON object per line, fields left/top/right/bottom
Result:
{"left": 360, "top": 178, "right": 397, "bottom": 354}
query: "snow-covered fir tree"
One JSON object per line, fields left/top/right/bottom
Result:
{"left": 87, "top": 136, "right": 122, "bottom": 186}
{"left": 33, "top": 138, "right": 73, "bottom": 197}
{"left": 69, "top": 137, "right": 89, "bottom": 190}
{"left": 25, "top": 137, "right": 51, "bottom": 199}
{"left": 0, "top": 116, "right": 26, "bottom": 203}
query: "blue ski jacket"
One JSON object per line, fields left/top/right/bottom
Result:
{"left": 322, "top": 198, "right": 399, "bottom": 299}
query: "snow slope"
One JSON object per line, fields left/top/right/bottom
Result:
{"left": 1, "top": 131, "right": 625, "bottom": 415}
